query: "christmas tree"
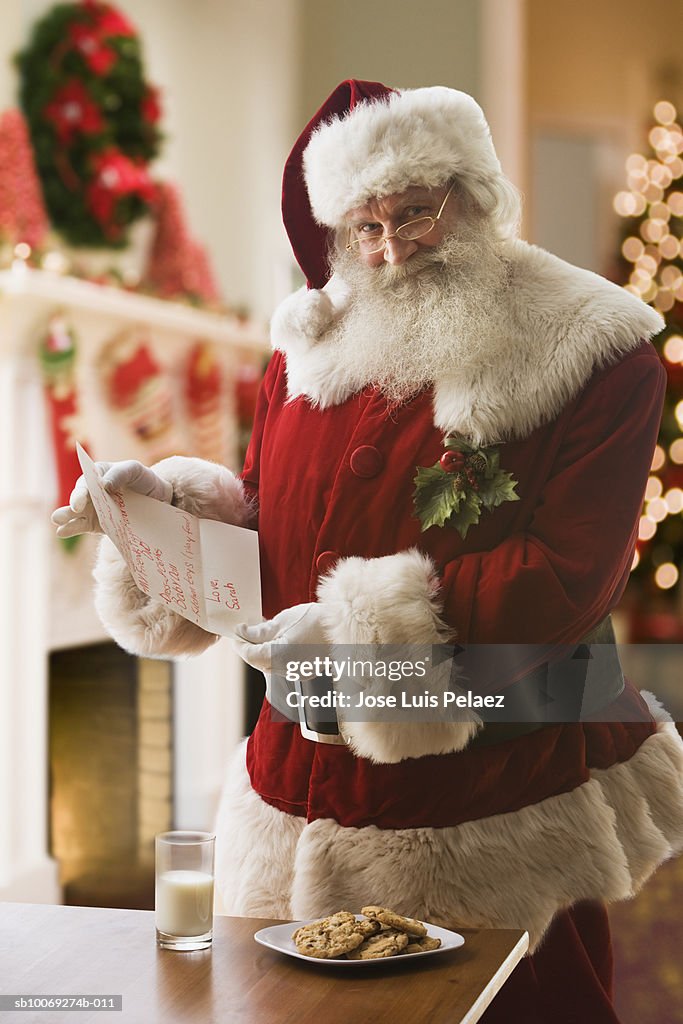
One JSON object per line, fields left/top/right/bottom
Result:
{"left": 0, "top": 108, "right": 49, "bottom": 255}
{"left": 144, "top": 181, "right": 220, "bottom": 305}
{"left": 613, "top": 100, "right": 683, "bottom": 626}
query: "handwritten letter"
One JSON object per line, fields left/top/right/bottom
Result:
{"left": 78, "top": 445, "right": 261, "bottom": 635}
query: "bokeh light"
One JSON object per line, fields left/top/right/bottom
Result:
{"left": 664, "top": 488, "right": 683, "bottom": 514}
{"left": 622, "top": 236, "right": 644, "bottom": 262}
{"left": 638, "top": 516, "right": 657, "bottom": 541}
{"left": 654, "top": 101, "right": 677, "bottom": 125}
{"left": 664, "top": 335, "right": 683, "bottom": 362}
{"left": 654, "top": 563, "right": 679, "bottom": 589}
{"left": 646, "top": 498, "right": 668, "bottom": 522}
{"left": 645, "top": 476, "right": 663, "bottom": 500}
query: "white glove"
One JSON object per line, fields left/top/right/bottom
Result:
{"left": 231, "top": 602, "right": 328, "bottom": 675}
{"left": 51, "top": 460, "right": 174, "bottom": 539}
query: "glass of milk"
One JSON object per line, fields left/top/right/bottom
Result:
{"left": 155, "top": 831, "right": 215, "bottom": 950}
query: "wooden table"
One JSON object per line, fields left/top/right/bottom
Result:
{"left": 0, "top": 903, "right": 528, "bottom": 1024}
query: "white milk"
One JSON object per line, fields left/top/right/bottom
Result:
{"left": 156, "top": 869, "right": 214, "bottom": 936}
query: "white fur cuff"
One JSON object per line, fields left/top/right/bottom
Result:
{"left": 151, "top": 455, "right": 253, "bottom": 526}
{"left": 316, "top": 549, "right": 481, "bottom": 762}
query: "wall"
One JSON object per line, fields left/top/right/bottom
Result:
{"left": 528, "top": 0, "right": 683, "bottom": 141}
{"left": 526, "top": 0, "right": 683, "bottom": 270}
{"left": 298, "top": 0, "right": 480, "bottom": 129}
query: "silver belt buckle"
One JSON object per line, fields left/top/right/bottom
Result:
{"left": 294, "top": 675, "right": 347, "bottom": 745}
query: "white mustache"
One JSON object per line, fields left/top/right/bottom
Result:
{"left": 321, "top": 223, "right": 510, "bottom": 406}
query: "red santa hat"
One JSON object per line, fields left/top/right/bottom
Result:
{"left": 282, "top": 79, "right": 520, "bottom": 288}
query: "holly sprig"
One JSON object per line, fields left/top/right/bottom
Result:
{"left": 413, "top": 435, "right": 519, "bottom": 537}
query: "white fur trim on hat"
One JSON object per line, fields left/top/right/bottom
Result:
{"left": 302, "top": 86, "right": 521, "bottom": 237}
{"left": 270, "top": 273, "right": 351, "bottom": 353}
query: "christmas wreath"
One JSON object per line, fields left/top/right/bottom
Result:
{"left": 16, "top": 0, "right": 162, "bottom": 247}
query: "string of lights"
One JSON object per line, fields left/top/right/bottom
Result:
{"left": 615, "top": 100, "right": 683, "bottom": 594}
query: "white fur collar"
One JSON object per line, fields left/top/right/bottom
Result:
{"left": 271, "top": 240, "right": 664, "bottom": 446}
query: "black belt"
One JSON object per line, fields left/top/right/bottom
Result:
{"left": 286, "top": 615, "right": 624, "bottom": 747}
{"left": 470, "top": 615, "right": 624, "bottom": 748}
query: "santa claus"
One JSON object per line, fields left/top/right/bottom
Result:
{"left": 53, "top": 81, "right": 683, "bottom": 1023}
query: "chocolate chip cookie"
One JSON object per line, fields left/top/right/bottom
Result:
{"left": 292, "top": 912, "right": 367, "bottom": 959}
{"left": 361, "top": 905, "right": 428, "bottom": 938}
{"left": 346, "top": 928, "right": 410, "bottom": 960}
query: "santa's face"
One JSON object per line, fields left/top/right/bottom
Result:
{"left": 324, "top": 200, "right": 510, "bottom": 406}
{"left": 344, "top": 183, "right": 460, "bottom": 268}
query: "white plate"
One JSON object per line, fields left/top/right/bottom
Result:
{"left": 254, "top": 917, "right": 465, "bottom": 967}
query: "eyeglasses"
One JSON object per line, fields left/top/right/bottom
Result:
{"left": 346, "top": 181, "right": 456, "bottom": 255}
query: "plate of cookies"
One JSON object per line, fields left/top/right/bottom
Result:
{"left": 254, "top": 905, "right": 464, "bottom": 966}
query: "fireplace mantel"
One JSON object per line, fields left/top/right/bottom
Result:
{"left": 0, "top": 263, "right": 269, "bottom": 903}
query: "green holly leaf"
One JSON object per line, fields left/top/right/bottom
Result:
{"left": 413, "top": 440, "right": 519, "bottom": 536}
{"left": 414, "top": 464, "right": 446, "bottom": 487}
{"left": 443, "top": 435, "right": 476, "bottom": 455}
{"left": 484, "top": 450, "right": 500, "bottom": 476}
{"left": 448, "top": 489, "right": 483, "bottom": 538}
{"left": 479, "top": 471, "right": 520, "bottom": 510}
{"left": 413, "top": 464, "right": 463, "bottom": 531}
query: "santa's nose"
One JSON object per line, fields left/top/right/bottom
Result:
{"left": 383, "top": 235, "right": 419, "bottom": 265}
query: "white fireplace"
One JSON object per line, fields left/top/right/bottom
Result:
{"left": 0, "top": 263, "right": 268, "bottom": 903}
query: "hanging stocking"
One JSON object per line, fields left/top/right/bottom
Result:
{"left": 184, "top": 342, "right": 231, "bottom": 464}
{"left": 40, "top": 315, "right": 90, "bottom": 549}
{"left": 99, "top": 331, "right": 184, "bottom": 462}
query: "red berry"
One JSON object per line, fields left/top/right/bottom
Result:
{"left": 440, "top": 450, "right": 465, "bottom": 472}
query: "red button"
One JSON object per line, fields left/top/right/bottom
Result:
{"left": 350, "top": 445, "right": 384, "bottom": 478}
{"left": 316, "top": 550, "right": 340, "bottom": 575}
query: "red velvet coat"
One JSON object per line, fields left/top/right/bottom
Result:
{"left": 226, "top": 328, "right": 678, "bottom": 1023}
{"left": 92, "top": 241, "right": 683, "bottom": 1024}
{"left": 242, "top": 337, "right": 664, "bottom": 823}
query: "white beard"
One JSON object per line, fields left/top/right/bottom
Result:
{"left": 322, "top": 221, "right": 511, "bottom": 406}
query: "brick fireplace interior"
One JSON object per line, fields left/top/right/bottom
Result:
{"left": 48, "top": 643, "right": 173, "bottom": 910}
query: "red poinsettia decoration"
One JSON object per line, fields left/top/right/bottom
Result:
{"left": 43, "top": 79, "right": 103, "bottom": 144}
{"left": 141, "top": 86, "right": 162, "bottom": 124}
{"left": 68, "top": 22, "right": 117, "bottom": 75}
{"left": 96, "top": 6, "right": 136, "bottom": 37}
{"left": 61, "top": 2, "right": 136, "bottom": 77}
{"left": 87, "top": 148, "right": 156, "bottom": 233}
